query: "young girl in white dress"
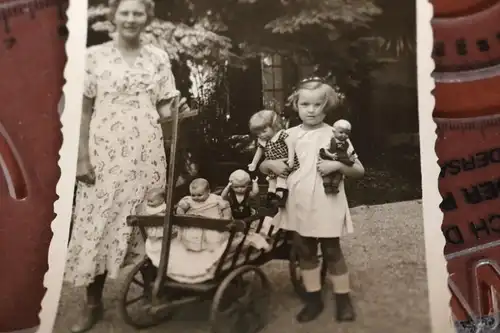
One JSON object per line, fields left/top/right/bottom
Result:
{"left": 260, "top": 77, "right": 365, "bottom": 323}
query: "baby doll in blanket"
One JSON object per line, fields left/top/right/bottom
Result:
{"left": 144, "top": 178, "right": 271, "bottom": 284}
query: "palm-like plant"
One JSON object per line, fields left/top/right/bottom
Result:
{"left": 370, "top": 0, "right": 416, "bottom": 58}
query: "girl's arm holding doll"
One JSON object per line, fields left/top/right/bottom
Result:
{"left": 317, "top": 140, "right": 364, "bottom": 179}
{"left": 285, "top": 133, "right": 296, "bottom": 169}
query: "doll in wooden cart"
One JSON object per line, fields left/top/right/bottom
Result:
{"left": 121, "top": 105, "right": 327, "bottom": 333}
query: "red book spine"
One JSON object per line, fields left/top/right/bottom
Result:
{"left": 432, "top": 0, "right": 500, "bottom": 331}
{"left": 0, "top": 1, "right": 66, "bottom": 331}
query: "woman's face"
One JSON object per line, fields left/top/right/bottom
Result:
{"left": 297, "top": 88, "right": 327, "bottom": 127}
{"left": 114, "top": 0, "right": 149, "bottom": 41}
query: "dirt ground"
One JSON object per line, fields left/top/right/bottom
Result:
{"left": 54, "top": 200, "right": 430, "bottom": 333}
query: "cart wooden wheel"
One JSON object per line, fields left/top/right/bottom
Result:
{"left": 118, "top": 257, "right": 172, "bottom": 328}
{"left": 210, "top": 265, "right": 271, "bottom": 333}
{"left": 289, "top": 246, "right": 327, "bottom": 300}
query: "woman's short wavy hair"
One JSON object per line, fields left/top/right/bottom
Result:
{"left": 108, "top": 0, "right": 155, "bottom": 25}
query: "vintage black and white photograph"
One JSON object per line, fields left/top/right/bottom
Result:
{"left": 54, "top": 0, "right": 429, "bottom": 332}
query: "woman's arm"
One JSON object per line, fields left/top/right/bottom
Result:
{"left": 78, "top": 96, "right": 94, "bottom": 162}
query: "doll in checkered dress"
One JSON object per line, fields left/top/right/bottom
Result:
{"left": 248, "top": 110, "right": 299, "bottom": 207}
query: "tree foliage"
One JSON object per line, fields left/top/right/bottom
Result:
{"left": 86, "top": 0, "right": 416, "bottom": 168}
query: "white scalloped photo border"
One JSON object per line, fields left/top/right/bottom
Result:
{"left": 37, "top": 0, "right": 88, "bottom": 332}
{"left": 416, "top": 1, "right": 453, "bottom": 332}
{"left": 35, "top": 0, "right": 453, "bottom": 332}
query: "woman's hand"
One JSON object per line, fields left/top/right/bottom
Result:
{"left": 76, "top": 157, "right": 96, "bottom": 185}
{"left": 178, "top": 97, "right": 190, "bottom": 114}
{"left": 316, "top": 158, "right": 342, "bottom": 176}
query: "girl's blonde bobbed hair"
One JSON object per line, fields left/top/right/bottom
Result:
{"left": 287, "top": 77, "right": 340, "bottom": 114}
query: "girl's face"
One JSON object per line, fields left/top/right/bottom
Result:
{"left": 297, "top": 89, "right": 327, "bottom": 127}
{"left": 114, "top": 0, "right": 149, "bottom": 41}
{"left": 257, "top": 126, "right": 275, "bottom": 141}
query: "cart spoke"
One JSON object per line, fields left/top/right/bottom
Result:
{"left": 210, "top": 266, "right": 271, "bottom": 333}
{"left": 132, "top": 278, "right": 144, "bottom": 287}
{"left": 126, "top": 294, "right": 145, "bottom": 306}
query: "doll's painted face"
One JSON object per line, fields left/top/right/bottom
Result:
{"left": 256, "top": 126, "right": 275, "bottom": 141}
{"left": 232, "top": 180, "right": 249, "bottom": 195}
{"left": 333, "top": 125, "right": 350, "bottom": 142}
{"left": 146, "top": 188, "right": 164, "bottom": 207}
{"left": 190, "top": 185, "right": 210, "bottom": 202}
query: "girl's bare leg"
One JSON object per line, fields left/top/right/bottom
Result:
{"left": 292, "top": 232, "right": 324, "bottom": 323}
{"left": 320, "top": 238, "right": 355, "bottom": 322}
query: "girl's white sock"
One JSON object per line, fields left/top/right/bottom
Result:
{"left": 276, "top": 176, "right": 287, "bottom": 189}
{"left": 328, "top": 273, "right": 351, "bottom": 294}
{"left": 301, "top": 266, "right": 322, "bottom": 292}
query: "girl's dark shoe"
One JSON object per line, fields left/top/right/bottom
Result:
{"left": 334, "top": 293, "right": 356, "bottom": 322}
{"left": 296, "top": 291, "right": 324, "bottom": 323}
{"left": 70, "top": 303, "right": 103, "bottom": 333}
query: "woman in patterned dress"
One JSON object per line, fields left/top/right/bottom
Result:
{"left": 66, "top": 0, "right": 183, "bottom": 331}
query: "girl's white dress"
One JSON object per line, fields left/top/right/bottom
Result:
{"left": 272, "top": 124, "right": 355, "bottom": 238}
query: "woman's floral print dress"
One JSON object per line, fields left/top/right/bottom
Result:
{"left": 64, "top": 41, "right": 179, "bottom": 287}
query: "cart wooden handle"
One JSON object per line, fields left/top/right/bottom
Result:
{"left": 157, "top": 108, "right": 199, "bottom": 125}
